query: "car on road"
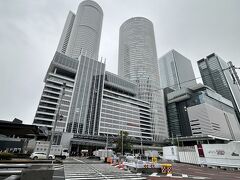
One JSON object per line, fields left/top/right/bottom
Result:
{"left": 33, "top": 141, "right": 69, "bottom": 159}
{"left": 30, "top": 152, "right": 55, "bottom": 160}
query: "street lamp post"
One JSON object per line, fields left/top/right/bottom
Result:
{"left": 140, "top": 137, "right": 143, "bottom": 160}
{"left": 176, "top": 135, "right": 180, "bottom": 147}
{"left": 106, "top": 133, "right": 108, "bottom": 150}
{"left": 46, "top": 82, "right": 66, "bottom": 159}
{"left": 121, "top": 128, "right": 123, "bottom": 156}
{"left": 106, "top": 130, "right": 109, "bottom": 158}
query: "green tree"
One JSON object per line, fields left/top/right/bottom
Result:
{"left": 115, "top": 131, "right": 132, "bottom": 154}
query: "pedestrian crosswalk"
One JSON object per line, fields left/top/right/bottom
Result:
{"left": 53, "top": 164, "right": 64, "bottom": 170}
{"left": 64, "top": 163, "right": 146, "bottom": 180}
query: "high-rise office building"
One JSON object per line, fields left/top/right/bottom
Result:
{"left": 66, "top": 55, "right": 105, "bottom": 135}
{"left": 198, "top": 53, "right": 240, "bottom": 122}
{"left": 33, "top": 52, "right": 77, "bottom": 132}
{"left": 33, "top": 50, "right": 153, "bottom": 142}
{"left": 118, "top": 17, "right": 168, "bottom": 141}
{"left": 100, "top": 72, "right": 152, "bottom": 140}
{"left": 159, "top": 50, "right": 196, "bottom": 90}
{"left": 57, "top": 11, "right": 75, "bottom": 54}
{"left": 57, "top": 0, "right": 103, "bottom": 59}
{"left": 166, "top": 84, "right": 240, "bottom": 140}
{"left": 67, "top": 67, "right": 153, "bottom": 140}
{"left": 33, "top": 0, "right": 103, "bottom": 131}
{"left": 33, "top": 1, "right": 154, "bottom": 141}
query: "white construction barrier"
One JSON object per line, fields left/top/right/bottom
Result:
{"left": 195, "top": 141, "right": 240, "bottom": 168}
{"left": 163, "top": 146, "right": 179, "bottom": 161}
{"left": 163, "top": 141, "right": 240, "bottom": 168}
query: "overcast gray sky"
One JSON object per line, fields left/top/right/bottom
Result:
{"left": 0, "top": 0, "right": 239, "bottom": 124}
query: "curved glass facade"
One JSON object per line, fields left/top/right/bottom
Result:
{"left": 65, "top": 0, "right": 103, "bottom": 59}
{"left": 118, "top": 17, "right": 168, "bottom": 141}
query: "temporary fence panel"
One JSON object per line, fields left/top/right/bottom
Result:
{"left": 179, "top": 151, "right": 199, "bottom": 165}
{"left": 162, "top": 146, "right": 179, "bottom": 161}
{"left": 178, "top": 146, "right": 199, "bottom": 165}
{"left": 195, "top": 142, "right": 240, "bottom": 168}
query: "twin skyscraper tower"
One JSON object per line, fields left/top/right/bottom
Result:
{"left": 57, "top": 0, "right": 103, "bottom": 59}
{"left": 33, "top": 0, "right": 169, "bottom": 142}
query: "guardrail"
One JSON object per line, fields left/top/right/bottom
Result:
{"left": 0, "top": 164, "right": 54, "bottom": 180}
{"left": 0, "top": 170, "right": 22, "bottom": 176}
{"left": 0, "top": 164, "right": 31, "bottom": 168}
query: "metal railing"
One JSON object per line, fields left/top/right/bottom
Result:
{"left": 0, "top": 164, "right": 54, "bottom": 180}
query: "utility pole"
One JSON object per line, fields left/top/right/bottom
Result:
{"left": 171, "top": 132, "right": 174, "bottom": 145}
{"left": 106, "top": 132, "right": 108, "bottom": 157}
{"left": 140, "top": 137, "right": 143, "bottom": 160}
{"left": 106, "top": 133, "right": 108, "bottom": 150}
{"left": 46, "top": 82, "right": 66, "bottom": 159}
{"left": 121, "top": 130, "right": 123, "bottom": 156}
{"left": 176, "top": 135, "right": 180, "bottom": 147}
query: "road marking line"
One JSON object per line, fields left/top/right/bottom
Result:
{"left": 191, "top": 171, "right": 215, "bottom": 175}
{"left": 191, "top": 177, "right": 208, "bottom": 179}
{"left": 66, "top": 178, "right": 103, "bottom": 180}
{"left": 150, "top": 173, "right": 158, "bottom": 176}
{"left": 188, "top": 167, "right": 203, "bottom": 171}
{"left": 53, "top": 176, "right": 65, "bottom": 179}
{"left": 72, "top": 158, "right": 110, "bottom": 179}
{"left": 64, "top": 158, "right": 146, "bottom": 180}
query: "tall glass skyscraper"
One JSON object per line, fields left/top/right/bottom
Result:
{"left": 33, "top": 0, "right": 104, "bottom": 131}
{"left": 33, "top": 2, "right": 154, "bottom": 142}
{"left": 58, "top": 0, "right": 103, "bottom": 59}
{"left": 198, "top": 53, "right": 240, "bottom": 122}
{"left": 57, "top": 11, "right": 75, "bottom": 54}
{"left": 158, "top": 49, "right": 196, "bottom": 90}
{"left": 118, "top": 17, "right": 168, "bottom": 141}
